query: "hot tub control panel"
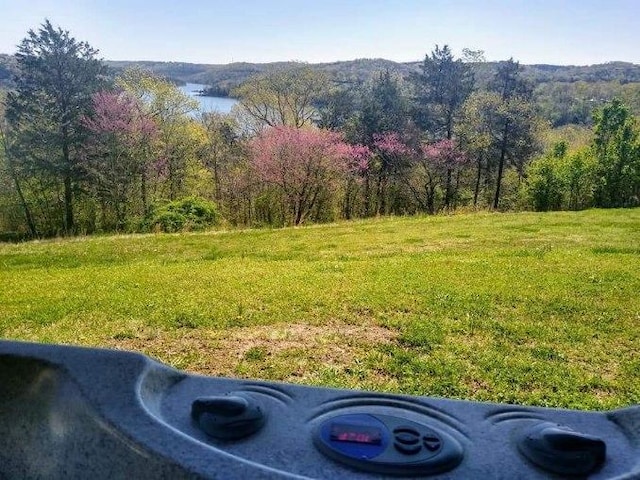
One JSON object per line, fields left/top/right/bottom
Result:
{"left": 313, "top": 413, "right": 463, "bottom": 475}
{"left": 1, "top": 340, "right": 638, "bottom": 479}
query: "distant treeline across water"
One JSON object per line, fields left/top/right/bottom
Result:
{"left": 178, "top": 83, "right": 238, "bottom": 114}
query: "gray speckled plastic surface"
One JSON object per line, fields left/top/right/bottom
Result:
{"left": 1, "top": 340, "right": 638, "bottom": 479}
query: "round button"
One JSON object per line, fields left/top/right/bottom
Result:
{"left": 191, "top": 394, "right": 265, "bottom": 440}
{"left": 394, "top": 441, "right": 422, "bottom": 455}
{"left": 423, "top": 436, "right": 442, "bottom": 452}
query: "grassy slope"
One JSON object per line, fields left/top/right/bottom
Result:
{"left": 1, "top": 209, "right": 638, "bottom": 410}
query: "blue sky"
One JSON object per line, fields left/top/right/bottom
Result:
{"left": 1, "top": 0, "right": 637, "bottom": 65}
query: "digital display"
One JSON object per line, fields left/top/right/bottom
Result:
{"left": 330, "top": 423, "right": 382, "bottom": 445}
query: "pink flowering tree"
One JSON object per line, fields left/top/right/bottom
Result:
{"left": 250, "top": 126, "right": 368, "bottom": 225}
{"left": 423, "top": 139, "right": 469, "bottom": 209}
{"left": 369, "top": 132, "right": 415, "bottom": 215}
{"left": 409, "top": 139, "right": 468, "bottom": 213}
{"left": 337, "top": 143, "right": 372, "bottom": 218}
{"left": 82, "top": 90, "right": 159, "bottom": 228}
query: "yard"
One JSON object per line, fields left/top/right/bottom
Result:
{"left": 1, "top": 209, "right": 638, "bottom": 410}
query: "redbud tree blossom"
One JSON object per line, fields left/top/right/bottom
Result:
{"left": 367, "top": 131, "right": 415, "bottom": 214}
{"left": 413, "top": 139, "right": 469, "bottom": 213}
{"left": 421, "top": 139, "right": 468, "bottom": 170}
{"left": 373, "top": 132, "right": 412, "bottom": 157}
{"left": 250, "top": 126, "right": 369, "bottom": 225}
{"left": 83, "top": 91, "right": 157, "bottom": 145}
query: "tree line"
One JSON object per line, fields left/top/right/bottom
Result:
{"left": 1, "top": 21, "right": 639, "bottom": 239}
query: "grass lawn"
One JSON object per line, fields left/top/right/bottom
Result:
{"left": 1, "top": 209, "right": 638, "bottom": 410}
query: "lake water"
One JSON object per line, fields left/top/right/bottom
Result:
{"left": 179, "top": 83, "right": 238, "bottom": 114}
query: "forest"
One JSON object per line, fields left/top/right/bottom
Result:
{"left": 0, "top": 21, "right": 639, "bottom": 239}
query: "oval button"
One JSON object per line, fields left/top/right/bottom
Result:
{"left": 394, "top": 441, "right": 422, "bottom": 455}
{"left": 395, "top": 431, "right": 420, "bottom": 445}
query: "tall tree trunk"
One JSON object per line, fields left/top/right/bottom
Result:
{"left": 294, "top": 196, "right": 303, "bottom": 226}
{"left": 444, "top": 168, "right": 452, "bottom": 209}
{"left": 377, "top": 174, "right": 387, "bottom": 215}
{"left": 63, "top": 174, "right": 74, "bottom": 233}
{"left": 169, "top": 161, "right": 176, "bottom": 201}
{"left": 343, "top": 179, "right": 353, "bottom": 219}
{"left": 444, "top": 122, "right": 453, "bottom": 209}
{"left": 12, "top": 172, "right": 37, "bottom": 236}
{"left": 100, "top": 197, "right": 107, "bottom": 230}
{"left": 425, "top": 173, "right": 436, "bottom": 214}
{"left": 426, "top": 184, "right": 435, "bottom": 214}
{"left": 1, "top": 127, "right": 37, "bottom": 236}
{"left": 493, "top": 121, "right": 509, "bottom": 210}
{"left": 364, "top": 174, "right": 371, "bottom": 216}
{"left": 473, "top": 157, "right": 482, "bottom": 207}
{"left": 213, "top": 159, "right": 221, "bottom": 203}
{"left": 453, "top": 169, "right": 461, "bottom": 209}
{"left": 141, "top": 170, "right": 148, "bottom": 216}
{"left": 61, "top": 127, "right": 74, "bottom": 232}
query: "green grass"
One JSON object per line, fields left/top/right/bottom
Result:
{"left": 1, "top": 209, "right": 639, "bottom": 410}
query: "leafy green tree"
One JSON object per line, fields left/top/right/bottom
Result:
{"left": 458, "top": 91, "right": 495, "bottom": 207}
{"left": 525, "top": 143, "right": 566, "bottom": 211}
{"left": 233, "top": 65, "right": 328, "bottom": 130}
{"left": 315, "top": 85, "right": 359, "bottom": 133}
{"left": 118, "top": 69, "right": 205, "bottom": 201}
{"left": 199, "top": 111, "right": 242, "bottom": 207}
{"left": 561, "top": 148, "right": 596, "bottom": 210}
{"left": 117, "top": 68, "right": 198, "bottom": 121}
{"left": 524, "top": 139, "right": 598, "bottom": 212}
{"left": 489, "top": 59, "right": 540, "bottom": 209}
{"left": 491, "top": 58, "right": 533, "bottom": 101}
{"left": 459, "top": 86, "right": 541, "bottom": 210}
{"left": 6, "top": 20, "right": 106, "bottom": 233}
{"left": 195, "top": 112, "right": 253, "bottom": 227}
{"left": 592, "top": 99, "right": 640, "bottom": 207}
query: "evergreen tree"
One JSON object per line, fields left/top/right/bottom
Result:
{"left": 412, "top": 44, "right": 475, "bottom": 141}
{"left": 411, "top": 45, "right": 474, "bottom": 207}
{"left": 357, "top": 70, "right": 409, "bottom": 143}
{"left": 6, "top": 20, "right": 106, "bottom": 233}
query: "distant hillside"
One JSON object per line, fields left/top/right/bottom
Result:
{"left": 103, "top": 58, "right": 640, "bottom": 93}
{"left": 523, "top": 62, "right": 640, "bottom": 83}
{"left": 103, "top": 58, "right": 418, "bottom": 95}
{"left": 3, "top": 54, "right": 640, "bottom": 126}
{"left": 3, "top": 54, "right": 640, "bottom": 93}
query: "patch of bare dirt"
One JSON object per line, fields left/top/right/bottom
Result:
{"left": 105, "top": 321, "right": 397, "bottom": 377}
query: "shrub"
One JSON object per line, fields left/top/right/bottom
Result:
{"left": 144, "top": 197, "right": 220, "bottom": 233}
{"left": 523, "top": 145, "right": 597, "bottom": 212}
{"left": 525, "top": 155, "right": 564, "bottom": 211}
